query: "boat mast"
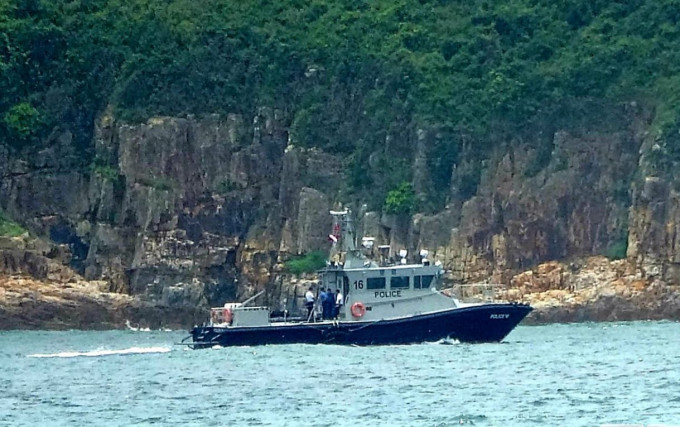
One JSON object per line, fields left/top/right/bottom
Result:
{"left": 330, "top": 209, "right": 355, "bottom": 253}
{"left": 329, "top": 209, "right": 370, "bottom": 269}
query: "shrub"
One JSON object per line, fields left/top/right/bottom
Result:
{"left": 384, "top": 182, "right": 416, "bottom": 215}
{"left": 137, "top": 176, "right": 174, "bottom": 191}
{"left": 0, "top": 210, "right": 26, "bottom": 237}
{"left": 285, "top": 251, "right": 327, "bottom": 275}
{"left": 214, "top": 179, "right": 244, "bottom": 194}
{"left": 93, "top": 165, "right": 119, "bottom": 180}
{"left": 91, "top": 158, "right": 120, "bottom": 180}
{"left": 3, "top": 102, "right": 42, "bottom": 143}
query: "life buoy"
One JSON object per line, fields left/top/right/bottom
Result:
{"left": 351, "top": 302, "right": 366, "bottom": 318}
{"left": 223, "top": 308, "right": 233, "bottom": 324}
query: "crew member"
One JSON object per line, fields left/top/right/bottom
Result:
{"left": 305, "top": 287, "right": 315, "bottom": 321}
{"left": 335, "top": 288, "right": 343, "bottom": 319}
{"left": 325, "top": 288, "right": 335, "bottom": 320}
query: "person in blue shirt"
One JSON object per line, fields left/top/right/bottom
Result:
{"left": 319, "top": 288, "right": 328, "bottom": 319}
{"left": 325, "top": 288, "right": 335, "bottom": 320}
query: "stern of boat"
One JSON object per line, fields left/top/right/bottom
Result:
{"left": 186, "top": 325, "right": 222, "bottom": 349}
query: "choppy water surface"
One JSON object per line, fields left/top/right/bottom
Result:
{"left": 1, "top": 322, "right": 679, "bottom": 426}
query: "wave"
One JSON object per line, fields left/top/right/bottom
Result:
{"left": 125, "top": 320, "right": 151, "bottom": 332}
{"left": 27, "top": 346, "right": 171, "bottom": 358}
{"left": 124, "top": 320, "right": 174, "bottom": 332}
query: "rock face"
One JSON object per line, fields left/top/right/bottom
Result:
{"left": 503, "top": 256, "right": 680, "bottom": 323}
{"left": 1, "top": 101, "right": 679, "bottom": 326}
{"left": 411, "top": 104, "right": 648, "bottom": 284}
{"left": 0, "top": 274, "right": 206, "bottom": 330}
{"left": 1, "top": 109, "right": 344, "bottom": 313}
{"left": 0, "top": 236, "right": 206, "bottom": 329}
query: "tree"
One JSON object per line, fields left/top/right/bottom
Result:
{"left": 384, "top": 182, "right": 415, "bottom": 215}
{"left": 3, "top": 102, "right": 41, "bottom": 145}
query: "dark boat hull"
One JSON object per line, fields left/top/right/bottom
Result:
{"left": 189, "top": 303, "right": 532, "bottom": 348}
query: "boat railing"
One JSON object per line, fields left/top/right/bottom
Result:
{"left": 447, "top": 283, "right": 506, "bottom": 303}
{"left": 210, "top": 307, "right": 229, "bottom": 324}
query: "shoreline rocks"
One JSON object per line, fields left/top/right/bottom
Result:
{"left": 505, "top": 256, "right": 680, "bottom": 324}
{"left": 0, "top": 275, "right": 207, "bottom": 330}
{"left": 2, "top": 255, "right": 679, "bottom": 330}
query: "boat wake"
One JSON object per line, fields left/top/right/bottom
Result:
{"left": 27, "top": 346, "right": 171, "bottom": 358}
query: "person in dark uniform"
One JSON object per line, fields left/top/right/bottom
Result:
{"left": 319, "top": 288, "right": 328, "bottom": 319}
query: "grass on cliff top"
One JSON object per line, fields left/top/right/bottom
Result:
{"left": 0, "top": 210, "right": 26, "bottom": 237}
{"left": 285, "top": 251, "right": 327, "bottom": 275}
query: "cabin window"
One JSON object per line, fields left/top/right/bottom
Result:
{"left": 414, "top": 275, "right": 435, "bottom": 289}
{"left": 367, "top": 277, "right": 386, "bottom": 289}
{"left": 391, "top": 276, "right": 410, "bottom": 289}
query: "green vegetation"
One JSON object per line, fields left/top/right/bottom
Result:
{"left": 91, "top": 157, "right": 119, "bottom": 180}
{"left": 384, "top": 182, "right": 416, "bottom": 215}
{"left": 213, "top": 179, "right": 245, "bottom": 194}
{"left": 285, "top": 251, "right": 327, "bottom": 275}
{"left": 92, "top": 165, "right": 119, "bottom": 180}
{"left": 3, "top": 102, "right": 42, "bottom": 145}
{"left": 4, "top": 0, "right": 680, "bottom": 204}
{"left": 0, "top": 210, "right": 26, "bottom": 237}
{"left": 137, "top": 176, "right": 175, "bottom": 192}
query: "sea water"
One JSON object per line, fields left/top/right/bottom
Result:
{"left": 0, "top": 322, "right": 679, "bottom": 426}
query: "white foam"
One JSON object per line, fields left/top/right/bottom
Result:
{"left": 27, "top": 346, "right": 171, "bottom": 358}
{"left": 125, "top": 320, "right": 152, "bottom": 332}
{"left": 435, "top": 338, "right": 460, "bottom": 345}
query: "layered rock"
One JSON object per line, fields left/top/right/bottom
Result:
{"left": 0, "top": 235, "right": 206, "bottom": 329}
{"left": 503, "top": 256, "right": 680, "bottom": 323}
{"left": 1, "top": 109, "right": 346, "bottom": 314}
{"left": 0, "top": 274, "right": 206, "bottom": 330}
{"left": 412, "top": 105, "right": 647, "bottom": 283}
{"left": 2, "top": 101, "right": 680, "bottom": 328}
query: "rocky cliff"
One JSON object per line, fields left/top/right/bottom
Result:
{"left": 412, "top": 103, "right": 647, "bottom": 283}
{"left": 1, "top": 102, "right": 679, "bottom": 327}
{"left": 1, "top": 108, "right": 345, "bottom": 314}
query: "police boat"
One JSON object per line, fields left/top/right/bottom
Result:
{"left": 185, "top": 209, "right": 532, "bottom": 348}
